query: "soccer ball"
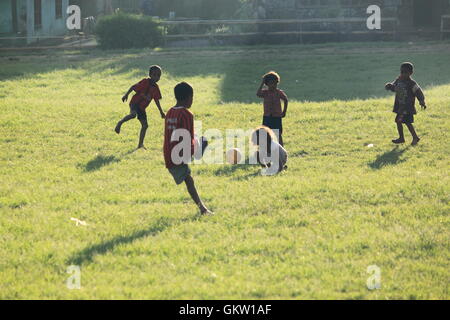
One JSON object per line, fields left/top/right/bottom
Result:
{"left": 226, "top": 148, "right": 242, "bottom": 165}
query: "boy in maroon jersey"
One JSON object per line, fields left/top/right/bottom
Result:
{"left": 115, "top": 65, "right": 166, "bottom": 149}
{"left": 163, "top": 82, "right": 212, "bottom": 215}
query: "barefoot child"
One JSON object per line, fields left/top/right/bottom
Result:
{"left": 163, "top": 82, "right": 212, "bottom": 215}
{"left": 385, "top": 62, "right": 427, "bottom": 146}
{"left": 256, "top": 71, "right": 289, "bottom": 146}
{"left": 251, "top": 125, "right": 288, "bottom": 175}
{"left": 115, "top": 65, "right": 166, "bottom": 149}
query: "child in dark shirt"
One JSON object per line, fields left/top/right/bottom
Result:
{"left": 385, "top": 62, "right": 427, "bottom": 146}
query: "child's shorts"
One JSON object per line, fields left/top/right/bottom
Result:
{"left": 395, "top": 113, "right": 414, "bottom": 124}
{"left": 168, "top": 164, "right": 191, "bottom": 185}
{"left": 130, "top": 104, "right": 147, "bottom": 122}
{"left": 263, "top": 116, "right": 283, "bottom": 134}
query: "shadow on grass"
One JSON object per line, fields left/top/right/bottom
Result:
{"left": 82, "top": 155, "right": 121, "bottom": 172}
{"left": 4, "top": 46, "right": 450, "bottom": 103}
{"left": 368, "top": 146, "right": 408, "bottom": 170}
{"left": 232, "top": 171, "right": 261, "bottom": 181}
{"left": 81, "top": 149, "right": 137, "bottom": 172}
{"left": 67, "top": 216, "right": 194, "bottom": 266}
{"left": 214, "top": 164, "right": 251, "bottom": 176}
{"left": 0, "top": 44, "right": 450, "bottom": 103}
{"left": 213, "top": 161, "right": 265, "bottom": 180}
{"left": 290, "top": 150, "right": 309, "bottom": 157}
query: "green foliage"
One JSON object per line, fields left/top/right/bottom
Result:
{"left": 0, "top": 42, "right": 449, "bottom": 299}
{"left": 154, "top": 0, "right": 242, "bottom": 19}
{"left": 95, "top": 13, "right": 164, "bottom": 49}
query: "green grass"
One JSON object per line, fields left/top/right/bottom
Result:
{"left": 0, "top": 42, "right": 449, "bottom": 299}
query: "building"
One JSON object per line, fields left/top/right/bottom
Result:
{"left": 265, "top": 0, "right": 450, "bottom": 31}
{"left": 0, "top": 0, "right": 70, "bottom": 44}
{"left": 68, "top": 0, "right": 114, "bottom": 18}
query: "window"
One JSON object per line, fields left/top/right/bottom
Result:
{"left": 34, "top": 0, "right": 42, "bottom": 29}
{"left": 55, "top": 0, "right": 63, "bottom": 19}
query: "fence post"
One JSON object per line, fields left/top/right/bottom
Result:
{"left": 298, "top": 20, "right": 302, "bottom": 44}
{"left": 393, "top": 19, "right": 397, "bottom": 42}
{"left": 441, "top": 15, "right": 444, "bottom": 41}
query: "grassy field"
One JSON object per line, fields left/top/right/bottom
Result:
{"left": 0, "top": 41, "right": 449, "bottom": 299}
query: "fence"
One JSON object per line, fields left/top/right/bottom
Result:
{"left": 442, "top": 15, "right": 450, "bottom": 40}
{"left": 160, "top": 17, "right": 399, "bottom": 45}
{"left": 4, "top": 16, "right": 450, "bottom": 51}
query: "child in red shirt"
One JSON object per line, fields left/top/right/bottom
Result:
{"left": 163, "top": 82, "right": 212, "bottom": 215}
{"left": 115, "top": 65, "right": 166, "bottom": 149}
{"left": 256, "top": 71, "right": 289, "bottom": 146}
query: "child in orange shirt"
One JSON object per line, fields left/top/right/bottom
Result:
{"left": 115, "top": 65, "right": 165, "bottom": 149}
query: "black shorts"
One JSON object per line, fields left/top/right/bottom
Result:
{"left": 168, "top": 164, "right": 191, "bottom": 185}
{"left": 263, "top": 116, "right": 283, "bottom": 135}
{"left": 395, "top": 114, "right": 414, "bottom": 124}
{"left": 131, "top": 104, "right": 147, "bottom": 122}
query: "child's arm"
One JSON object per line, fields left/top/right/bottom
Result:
{"left": 281, "top": 98, "right": 289, "bottom": 118}
{"left": 122, "top": 86, "right": 135, "bottom": 102}
{"left": 154, "top": 99, "right": 166, "bottom": 118}
{"left": 256, "top": 79, "right": 265, "bottom": 98}
{"left": 385, "top": 79, "right": 398, "bottom": 92}
{"left": 281, "top": 95, "right": 288, "bottom": 118}
{"left": 413, "top": 84, "right": 427, "bottom": 109}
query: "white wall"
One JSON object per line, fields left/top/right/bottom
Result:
{"left": 27, "top": 0, "right": 70, "bottom": 43}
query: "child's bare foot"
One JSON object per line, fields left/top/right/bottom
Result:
{"left": 411, "top": 137, "right": 421, "bottom": 146}
{"left": 392, "top": 138, "right": 405, "bottom": 144}
{"left": 137, "top": 145, "right": 147, "bottom": 150}
{"left": 115, "top": 122, "right": 121, "bottom": 134}
{"left": 200, "top": 205, "right": 214, "bottom": 216}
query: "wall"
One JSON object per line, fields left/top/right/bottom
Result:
{"left": 0, "top": 0, "right": 13, "bottom": 34}
{"left": 69, "top": 0, "right": 114, "bottom": 18}
{"left": 16, "top": 0, "right": 28, "bottom": 34}
{"left": 263, "top": 0, "right": 450, "bottom": 31}
{"left": 27, "top": 0, "right": 70, "bottom": 43}
{"left": 265, "top": 0, "right": 404, "bottom": 19}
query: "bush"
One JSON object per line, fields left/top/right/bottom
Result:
{"left": 95, "top": 13, "right": 164, "bottom": 49}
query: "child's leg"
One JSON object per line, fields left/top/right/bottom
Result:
{"left": 115, "top": 108, "right": 137, "bottom": 134}
{"left": 255, "top": 151, "right": 267, "bottom": 168}
{"left": 406, "top": 123, "right": 420, "bottom": 145}
{"left": 392, "top": 115, "right": 405, "bottom": 144}
{"left": 278, "top": 134, "right": 284, "bottom": 147}
{"left": 184, "top": 175, "right": 211, "bottom": 215}
{"left": 279, "top": 118, "right": 284, "bottom": 147}
{"left": 137, "top": 118, "right": 149, "bottom": 149}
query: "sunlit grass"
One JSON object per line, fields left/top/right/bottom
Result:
{"left": 0, "top": 42, "right": 449, "bottom": 299}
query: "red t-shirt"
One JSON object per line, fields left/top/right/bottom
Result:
{"left": 257, "top": 88, "right": 288, "bottom": 117}
{"left": 129, "top": 78, "right": 162, "bottom": 110}
{"left": 163, "top": 107, "right": 195, "bottom": 169}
